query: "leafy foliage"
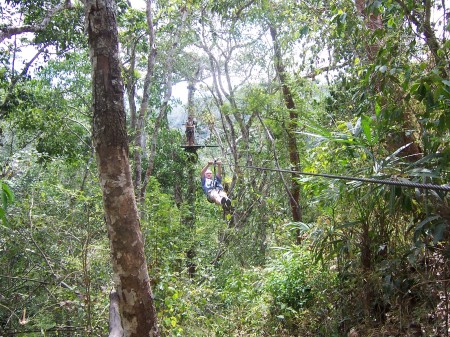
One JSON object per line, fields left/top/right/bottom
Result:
{"left": 0, "top": 181, "right": 14, "bottom": 223}
{"left": 0, "top": 0, "right": 449, "bottom": 336}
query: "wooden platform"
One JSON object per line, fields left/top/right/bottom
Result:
{"left": 181, "top": 144, "right": 218, "bottom": 152}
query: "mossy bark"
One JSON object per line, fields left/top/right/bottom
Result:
{"left": 84, "top": 0, "right": 159, "bottom": 335}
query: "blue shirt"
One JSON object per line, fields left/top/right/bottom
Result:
{"left": 201, "top": 175, "right": 223, "bottom": 195}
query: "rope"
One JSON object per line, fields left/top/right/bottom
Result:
{"left": 226, "top": 164, "right": 450, "bottom": 192}
{"left": 212, "top": 160, "right": 217, "bottom": 189}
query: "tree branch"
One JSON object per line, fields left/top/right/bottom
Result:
{"left": 108, "top": 289, "right": 124, "bottom": 337}
{"left": 0, "top": 0, "right": 74, "bottom": 43}
{"left": 1, "top": 44, "right": 50, "bottom": 117}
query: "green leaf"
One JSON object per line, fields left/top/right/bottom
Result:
{"left": 375, "top": 101, "right": 381, "bottom": 117}
{"left": 172, "top": 290, "right": 179, "bottom": 300}
{"left": 360, "top": 115, "right": 372, "bottom": 143}
{"left": 415, "top": 82, "right": 428, "bottom": 102}
{"left": 2, "top": 182, "right": 14, "bottom": 204}
{"left": 408, "top": 168, "right": 439, "bottom": 178}
{"left": 299, "top": 25, "right": 309, "bottom": 37}
{"left": 337, "top": 221, "right": 361, "bottom": 229}
{"left": 415, "top": 215, "right": 440, "bottom": 232}
{"left": 433, "top": 223, "right": 446, "bottom": 244}
{"left": 0, "top": 182, "right": 14, "bottom": 224}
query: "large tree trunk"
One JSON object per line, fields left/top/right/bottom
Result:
{"left": 84, "top": 1, "right": 159, "bottom": 336}
{"left": 269, "top": 25, "right": 302, "bottom": 242}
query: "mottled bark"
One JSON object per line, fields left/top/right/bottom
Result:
{"left": 184, "top": 77, "right": 200, "bottom": 277}
{"left": 185, "top": 154, "right": 197, "bottom": 278}
{"left": 109, "top": 290, "right": 123, "bottom": 337}
{"left": 84, "top": 0, "right": 159, "bottom": 336}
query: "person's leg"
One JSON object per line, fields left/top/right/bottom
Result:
{"left": 218, "top": 190, "right": 232, "bottom": 209}
{"left": 207, "top": 190, "right": 223, "bottom": 206}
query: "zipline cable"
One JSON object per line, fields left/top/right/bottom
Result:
{"left": 223, "top": 164, "right": 450, "bottom": 192}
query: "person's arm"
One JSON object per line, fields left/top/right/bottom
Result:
{"left": 216, "top": 160, "right": 222, "bottom": 179}
{"left": 200, "top": 161, "right": 213, "bottom": 178}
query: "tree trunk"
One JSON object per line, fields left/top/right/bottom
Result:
{"left": 140, "top": 5, "right": 188, "bottom": 200}
{"left": 394, "top": 0, "right": 449, "bottom": 79}
{"left": 133, "top": 0, "right": 157, "bottom": 194}
{"left": 108, "top": 290, "right": 123, "bottom": 337}
{"left": 84, "top": 1, "right": 159, "bottom": 336}
{"left": 269, "top": 25, "right": 302, "bottom": 242}
{"left": 355, "top": 0, "right": 382, "bottom": 62}
{"left": 184, "top": 68, "right": 202, "bottom": 277}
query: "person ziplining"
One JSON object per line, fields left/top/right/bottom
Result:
{"left": 200, "top": 159, "right": 232, "bottom": 211}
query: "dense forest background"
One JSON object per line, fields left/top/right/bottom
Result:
{"left": 1, "top": 0, "right": 449, "bottom": 336}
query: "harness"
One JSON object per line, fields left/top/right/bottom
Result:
{"left": 212, "top": 160, "right": 217, "bottom": 189}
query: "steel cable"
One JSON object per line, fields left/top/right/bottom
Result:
{"left": 225, "top": 164, "right": 450, "bottom": 192}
